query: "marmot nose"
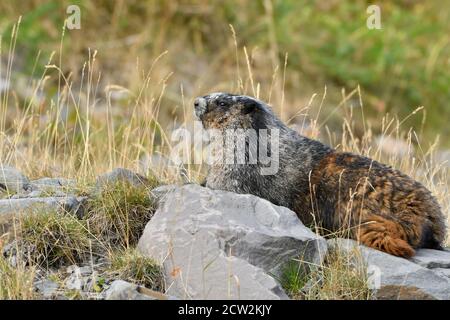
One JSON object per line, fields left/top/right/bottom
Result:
{"left": 194, "top": 97, "right": 205, "bottom": 108}
{"left": 194, "top": 97, "right": 207, "bottom": 118}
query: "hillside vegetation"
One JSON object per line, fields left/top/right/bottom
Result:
{"left": 0, "top": 0, "right": 449, "bottom": 300}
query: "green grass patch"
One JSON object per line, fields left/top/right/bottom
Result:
{"left": 86, "top": 181, "right": 158, "bottom": 249}
{"left": 19, "top": 210, "right": 94, "bottom": 268}
{"left": 108, "top": 248, "right": 164, "bottom": 291}
{"left": 302, "top": 247, "right": 373, "bottom": 300}
{"left": 280, "top": 260, "right": 310, "bottom": 298}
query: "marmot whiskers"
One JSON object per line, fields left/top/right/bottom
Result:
{"left": 194, "top": 92, "right": 446, "bottom": 258}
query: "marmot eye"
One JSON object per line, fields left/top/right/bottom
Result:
{"left": 219, "top": 101, "right": 227, "bottom": 107}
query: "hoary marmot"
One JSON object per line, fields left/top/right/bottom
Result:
{"left": 194, "top": 92, "right": 446, "bottom": 258}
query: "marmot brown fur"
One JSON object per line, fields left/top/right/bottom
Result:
{"left": 194, "top": 92, "right": 447, "bottom": 258}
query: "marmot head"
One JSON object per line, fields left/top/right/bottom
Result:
{"left": 194, "top": 92, "right": 275, "bottom": 130}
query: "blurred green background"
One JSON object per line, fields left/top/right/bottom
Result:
{"left": 1, "top": 0, "right": 449, "bottom": 146}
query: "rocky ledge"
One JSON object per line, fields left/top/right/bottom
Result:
{"left": 139, "top": 184, "right": 450, "bottom": 300}
{"left": 1, "top": 165, "right": 450, "bottom": 300}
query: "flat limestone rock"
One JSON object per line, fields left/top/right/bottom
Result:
{"left": 104, "top": 280, "right": 159, "bottom": 300}
{"left": 328, "top": 238, "right": 450, "bottom": 300}
{"left": 0, "top": 165, "right": 29, "bottom": 193}
{"left": 433, "top": 268, "right": 450, "bottom": 279}
{"left": 410, "top": 248, "right": 450, "bottom": 269}
{"left": 34, "top": 279, "right": 60, "bottom": 299}
{"left": 28, "top": 177, "right": 76, "bottom": 192}
{"left": 0, "top": 196, "right": 86, "bottom": 223}
{"left": 149, "top": 184, "right": 178, "bottom": 205}
{"left": 138, "top": 184, "right": 327, "bottom": 300}
{"left": 96, "top": 168, "right": 149, "bottom": 189}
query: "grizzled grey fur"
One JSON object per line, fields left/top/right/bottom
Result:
{"left": 194, "top": 92, "right": 332, "bottom": 224}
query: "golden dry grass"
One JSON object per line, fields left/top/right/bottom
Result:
{"left": 0, "top": 3, "right": 448, "bottom": 300}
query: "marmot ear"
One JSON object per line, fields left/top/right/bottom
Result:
{"left": 241, "top": 101, "right": 259, "bottom": 115}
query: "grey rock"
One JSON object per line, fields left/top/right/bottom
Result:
{"left": 73, "top": 196, "right": 88, "bottom": 218}
{"left": 28, "top": 178, "right": 76, "bottom": 194}
{"left": 35, "top": 279, "right": 60, "bottom": 299}
{"left": 96, "top": 168, "right": 149, "bottom": 189}
{"left": 410, "top": 249, "right": 450, "bottom": 269}
{"left": 0, "top": 196, "right": 87, "bottom": 223}
{"left": 0, "top": 165, "right": 29, "bottom": 193}
{"left": 328, "top": 238, "right": 450, "bottom": 300}
{"left": 65, "top": 273, "right": 85, "bottom": 291}
{"left": 28, "top": 190, "right": 44, "bottom": 198}
{"left": 138, "top": 184, "right": 327, "bottom": 300}
{"left": 65, "top": 265, "right": 95, "bottom": 291}
{"left": 103, "top": 280, "right": 156, "bottom": 300}
{"left": 149, "top": 184, "right": 177, "bottom": 205}
{"left": 12, "top": 190, "right": 69, "bottom": 199}
{"left": 1, "top": 241, "right": 18, "bottom": 268}
{"left": 433, "top": 268, "right": 450, "bottom": 278}
{"left": 30, "top": 177, "right": 76, "bottom": 188}
{"left": 54, "top": 191, "right": 71, "bottom": 197}
{"left": 66, "top": 265, "right": 93, "bottom": 276}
